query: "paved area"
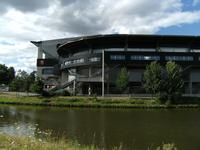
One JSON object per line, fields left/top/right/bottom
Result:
{"left": 0, "top": 92, "right": 40, "bottom": 97}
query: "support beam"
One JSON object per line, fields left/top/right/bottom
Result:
{"left": 124, "top": 36, "right": 128, "bottom": 51}
{"left": 102, "top": 50, "right": 105, "bottom": 97}
{"left": 88, "top": 67, "right": 92, "bottom": 96}
{"left": 106, "top": 66, "right": 109, "bottom": 95}
{"left": 189, "top": 72, "right": 193, "bottom": 95}
{"left": 73, "top": 79, "right": 76, "bottom": 96}
{"left": 38, "top": 44, "right": 43, "bottom": 58}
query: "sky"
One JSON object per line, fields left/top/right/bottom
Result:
{"left": 0, "top": 0, "right": 200, "bottom": 72}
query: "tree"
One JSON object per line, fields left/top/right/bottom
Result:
{"left": 30, "top": 77, "right": 44, "bottom": 94}
{"left": 143, "top": 61, "right": 163, "bottom": 96}
{"left": 9, "top": 77, "right": 23, "bottom": 92}
{"left": 9, "top": 70, "right": 35, "bottom": 92}
{"left": 116, "top": 67, "right": 129, "bottom": 92}
{"left": 0, "top": 64, "right": 8, "bottom": 84}
{"left": 26, "top": 71, "right": 36, "bottom": 92}
{"left": 143, "top": 61, "right": 184, "bottom": 103}
{"left": 7, "top": 67, "right": 15, "bottom": 84}
{"left": 0, "top": 64, "right": 15, "bottom": 85}
{"left": 164, "top": 61, "right": 184, "bottom": 101}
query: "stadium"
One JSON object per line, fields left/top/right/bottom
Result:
{"left": 31, "top": 34, "right": 200, "bottom": 96}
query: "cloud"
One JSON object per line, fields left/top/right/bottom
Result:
{"left": 0, "top": 0, "right": 50, "bottom": 13}
{"left": 39, "top": 0, "right": 200, "bottom": 34}
{"left": 0, "top": 39, "right": 37, "bottom": 72}
{"left": 0, "top": 0, "right": 200, "bottom": 72}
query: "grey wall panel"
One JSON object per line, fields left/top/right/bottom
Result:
{"left": 191, "top": 71, "right": 200, "bottom": 82}
{"left": 129, "top": 69, "right": 144, "bottom": 82}
{"left": 109, "top": 68, "right": 120, "bottom": 82}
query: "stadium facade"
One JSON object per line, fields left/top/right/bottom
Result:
{"left": 31, "top": 34, "right": 200, "bottom": 96}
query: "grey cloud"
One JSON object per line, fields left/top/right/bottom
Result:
{"left": 0, "top": 46, "right": 37, "bottom": 73}
{"left": 60, "top": 0, "right": 77, "bottom": 6}
{"left": 59, "top": 18, "right": 108, "bottom": 35}
{"left": 43, "top": 0, "right": 184, "bottom": 35}
{"left": 0, "top": 4, "right": 7, "bottom": 14}
{"left": 41, "top": 0, "right": 109, "bottom": 35}
{"left": 0, "top": 0, "right": 50, "bottom": 13}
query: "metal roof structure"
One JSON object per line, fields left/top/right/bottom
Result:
{"left": 57, "top": 34, "right": 200, "bottom": 56}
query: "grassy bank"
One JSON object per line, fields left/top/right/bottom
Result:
{"left": 0, "top": 133, "right": 177, "bottom": 150}
{"left": 0, "top": 133, "right": 99, "bottom": 150}
{"left": 0, "top": 93, "right": 200, "bottom": 108}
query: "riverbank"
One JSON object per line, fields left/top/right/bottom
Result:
{"left": 0, "top": 133, "right": 177, "bottom": 150}
{"left": 0, "top": 93, "right": 200, "bottom": 108}
{"left": 0, "top": 133, "right": 100, "bottom": 150}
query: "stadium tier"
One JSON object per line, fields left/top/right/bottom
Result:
{"left": 31, "top": 34, "right": 200, "bottom": 95}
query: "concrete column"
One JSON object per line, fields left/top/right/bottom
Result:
{"left": 189, "top": 72, "right": 192, "bottom": 95}
{"left": 38, "top": 45, "right": 43, "bottom": 59}
{"left": 106, "top": 66, "right": 109, "bottom": 95}
{"left": 73, "top": 79, "right": 76, "bottom": 96}
{"left": 88, "top": 47, "right": 92, "bottom": 96}
{"left": 88, "top": 67, "right": 92, "bottom": 96}
{"left": 102, "top": 50, "right": 105, "bottom": 97}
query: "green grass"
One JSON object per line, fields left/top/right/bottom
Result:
{"left": 0, "top": 94, "right": 161, "bottom": 108}
{"left": 0, "top": 93, "right": 199, "bottom": 108}
{"left": 0, "top": 133, "right": 100, "bottom": 150}
{"left": 0, "top": 133, "right": 177, "bottom": 150}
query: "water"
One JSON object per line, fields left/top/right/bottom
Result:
{"left": 0, "top": 105, "right": 200, "bottom": 149}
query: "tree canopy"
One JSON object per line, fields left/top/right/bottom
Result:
{"left": 9, "top": 70, "right": 37, "bottom": 92}
{"left": 0, "top": 64, "right": 15, "bottom": 85}
{"left": 116, "top": 67, "right": 129, "bottom": 92}
{"left": 164, "top": 61, "right": 184, "bottom": 101}
{"left": 143, "top": 61, "right": 163, "bottom": 96}
{"left": 143, "top": 61, "right": 184, "bottom": 103}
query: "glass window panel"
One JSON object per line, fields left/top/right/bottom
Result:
{"left": 42, "top": 68, "right": 54, "bottom": 75}
{"left": 130, "top": 55, "right": 160, "bottom": 61}
{"left": 88, "top": 57, "right": 101, "bottom": 62}
{"left": 165, "top": 56, "right": 193, "bottom": 61}
{"left": 110, "top": 55, "right": 125, "bottom": 60}
{"left": 161, "top": 48, "right": 188, "bottom": 52}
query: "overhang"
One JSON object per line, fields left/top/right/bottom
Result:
{"left": 57, "top": 34, "right": 200, "bottom": 56}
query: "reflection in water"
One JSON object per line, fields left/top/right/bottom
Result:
{"left": 0, "top": 122, "right": 36, "bottom": 137}
{"left": 1, "top": 105, "right": 200, "bottom": 150}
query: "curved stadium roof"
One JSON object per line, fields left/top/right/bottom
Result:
{"left": 57, "top": 34, "right": 200, "bottom": 56}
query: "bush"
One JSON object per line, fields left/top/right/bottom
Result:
{"left": 41, "top": 90, "right": 54, "bottom": 97}
{"left": 53, "top": 89, "right": 70, "bottom": 96}
{"left": 143, "top": 61, "right": 184, "bottom": 103}
{"left": 116, "top": 67, "right": 129, "bottom": 93}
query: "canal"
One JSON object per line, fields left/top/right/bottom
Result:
{"left": 0, "top": 105, "right": 200, "bottom": 149}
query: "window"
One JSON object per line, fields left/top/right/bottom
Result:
{"left": 110, "top": 55, "right": 125, "bottom": 60}
{"left": 88, "top": 57, "right": 101, "bottom": 62}
{"left": 93, "top": 49, "right": 102, "bottom": 53}
{"left": 42, "top": 68, "right": 54, "bottom": 75}
{"left": 128, "top": 48, "right": 155, "bottom": 52}
{"left": 192, "top": 49, "right": 200, "bottom": 53}
{"left": 73, "top": 58, "right": 84, "bottom": 63}
{"left": 106, "top": 48, "right": 124, "bottom": 52}
{"left": 161, "top": 48, "right": 189, "bottom": 52}
{"left": 165, "top": 56, "right": 193, "bottom": 61}
{"left": 130, "top": 55, "right": 160, "bottom": 61}
{"left": 65, "top": 61, "right": 71, "bottom": 65}
{"left": 64, "top": 58, "right": 84, "bottom": 66}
